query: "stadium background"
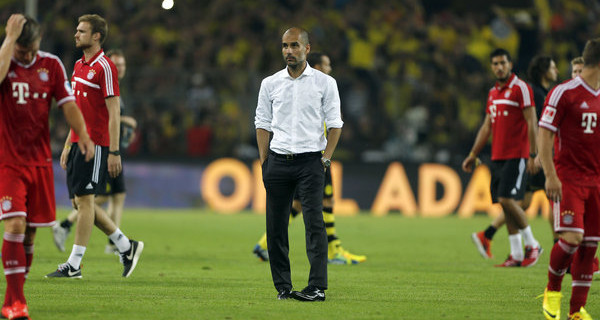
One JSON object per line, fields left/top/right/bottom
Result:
{"left": 1, "top": 0, "right": 599, "bottom": 213}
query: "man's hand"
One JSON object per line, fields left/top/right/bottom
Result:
{"left": 108, "top": 154, "right": 122, "bottom": 178}
{"left": 545, "top": 174, "right": 562, "bottom": 203}
{"left": 5, "top": 14, "right": 26, "bottom": 41}
{"left": 461, "top": 153, "right": 480, "bottom": 173}
{"left": 78, "top": 135, "right": 95, "bottom": 163}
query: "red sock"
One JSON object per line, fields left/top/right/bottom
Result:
{"left": 2, "top": 233, "right": 26, "bottom": 306}
{"left": 570, "top": 242, "right": 596, "bottom": 315}
{"left": 24, "top": 244, "right": 33, "bottom": 279}
{"left": 547, "top": 239, "right": 578, "bottom": 291}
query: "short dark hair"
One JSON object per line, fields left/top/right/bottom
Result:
{"left": 106, "top": 48, "right": 124, "bottom": 59}
{"left": 307, "top": 52, "right": 326, "bottom": 67}
{"left": 490, "top": 48, "right": 512, "bottom": 62}
{"left": 78, "top": 14, "right": 108, "bottom": 44}
{"left": 582, "top": 38, "right": 600, "bottom": 67}
{"left": 17, "top": 15, "right": 41, "bottom": 47}
{"left": 527, "top": 55, "right": 553, "bottom": 84}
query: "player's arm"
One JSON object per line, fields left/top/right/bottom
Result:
{"left": 120, "top": 115, "right": 137, "bottom": 143}
{"left": 61, "top": 101, "right": 94, "bottom": 165}
{"left": 462, "top": 114, "right": 491, "bottom": 173}
{"left": 537, "top": 127, "right": 561, "bottom": 202}
{"left": 0, "top": 14, "right": 26, "bottom": 83}
{"left": 106, "top": 96, "right": 121, "bottom": 178}
{"left": 523, "top": 106, "right": 539, "bottom": 174}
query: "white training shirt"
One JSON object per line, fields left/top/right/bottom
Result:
{"left": 255, "top": 64, "right": 344, "bottom": 154}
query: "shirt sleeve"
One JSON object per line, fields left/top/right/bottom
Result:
{"left": 517, "top": 82, "right": 534, "bottom": 109}
{"left": 538, "top": 86, "right": 563, "bottom": 132}
{"left": 99, "top": 58, "right": 120, "bottom": 98}
{"left": 255, "top": 78, "right": 272, "bottom": 131}
{"left": 51, "top": 58, "right": 76, "bottom": 107}
{"left": 322, "top": 76, "right": 343, "bottom": 129}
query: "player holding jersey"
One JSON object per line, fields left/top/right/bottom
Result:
{"left": 540, "top": 39, "right": 600, "bottom": 320}
{"left": 463, "top": 48, "right": 542, "bottom": 267}
{"left": 0, "top": 14, "right": 94, "bottom": 319}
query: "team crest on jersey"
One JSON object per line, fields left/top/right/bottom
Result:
{"left": 561, "top": 210, "right": 574, "bottom": 225}
{"left": 37, "top": 68, "right": 49, "bottom": 82}
{"left": 87, "top": 69, "right": 96, "bottom": 80}
{"left": 0, "top": 196, "right": 12, "bottom": 212}
{"left": 541, "top": 107, "right": 556, "bottom": 123}
{"left": 504, "top": 89, "right": 512, "bottom": 98}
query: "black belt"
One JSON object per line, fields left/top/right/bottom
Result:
{"left": 269, "top": 151, "right": 321, "bottom": 160}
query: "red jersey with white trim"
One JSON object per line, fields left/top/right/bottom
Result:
{"left": 70, "top": 50, "right": 119, "bottom": 146}
{"left": 0, "top": 51, "right": 75, "bottom": 167}
{"left": 539, "top": 76, "right": 600, "bottom": 186}
{"left": 486, "top": 73, "right": 534, "bottom": 160}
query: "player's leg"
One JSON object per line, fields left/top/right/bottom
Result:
{"left": 93, "top": 203, "right": 143, "bottom": 277}
{"left": 472, "top": 162, "right": 503, "bottom": 259}
{"left": 323, "top": 167, "right": 365, "bottom": 264}
{"left": 103, "top": 171, "right": 126, "bottom": 254}
{"left": 496, "top": 205, "right": 524, "bottom": 266}
{"left": 542, "top": 184, "right": 586, "bottom": 320}
{"left": 47, "top": 144, "right": 102, "bottom": 278}
{"left": 52, "top": 209, "right": 78, "bottom": 252}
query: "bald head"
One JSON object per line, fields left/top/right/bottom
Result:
{"left": 283, "top": 27, "right": 309, "bottom": 46}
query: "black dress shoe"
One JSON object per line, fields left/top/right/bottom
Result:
{"left": 291, "top": 286, "right": 325, "bottom": 301}
{"left": 277, "top": 288, "right": 294, "bottom": 300}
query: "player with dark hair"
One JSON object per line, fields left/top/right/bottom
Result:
{"left": 464, "top": 48, "right": 542, "bottom": 267}
{"left": 52, "top": 48, "right": 137, "bottom": 255}
{"left": 0, "top": 14, "right": 94, "bottom": 319}
{"left": 539, "top": 38, "right": 600, "bottom": 320}
{"left": 46, "top": 14, "right": 143, "bottom": 279}
{"left": 253, "top": 51, "right": 365, "bottom": 265}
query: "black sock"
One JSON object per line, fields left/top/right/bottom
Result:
{"left": 60, "top": 219, "right": 73, "bottom": 230}
{"left": 483, "top": 226, "right": 497, "bottom": 240}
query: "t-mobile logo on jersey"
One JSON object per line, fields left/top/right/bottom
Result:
{"left": 11, "top": 82, "right": 30, "bottom": 104}
{"left": 582, "top": 112, "right": 597, "bottom": 134}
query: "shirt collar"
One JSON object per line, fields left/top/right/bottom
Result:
{"left": 82, "top": 49, "right": 104, "bottom": 66}
{"left": 11, "top": 53, "right": 38, "bottom": 69}
{"left": 495, "top": 73, "right": 516, "bottom": 90}
{"left": 283, "top": 62, "right": 314, "bottom": 79}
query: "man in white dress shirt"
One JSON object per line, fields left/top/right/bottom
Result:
{"left": 255, "top": 27, "right": 343, "bottom": 302}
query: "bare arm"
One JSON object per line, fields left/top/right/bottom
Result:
{"left": 120, "top": 115, "right": 137, "bottom": 129}
{"left": 462, "top": 114, "right": 491, "bottom": 173}
{"left": 323, "top": 127, "right": 341, "bottom": 160}
{"left": 523, "top": 106, "right": 539, "bottom": 174}
{"left": 537, "top": 128, "right": 561, "bottom": 202}
{"left": 0, "top": 14, "right": 26, "bottom": 83}
{"left": 256, "top": 128, "right": 271, "bottom": 165}
{"left": 106, "top": 96, "right": 121, "bottom": 177}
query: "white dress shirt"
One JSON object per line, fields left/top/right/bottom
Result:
{"left": 255, "top": 64, "right": 344, "bottom": 154}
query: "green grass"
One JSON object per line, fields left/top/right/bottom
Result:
{"left": 13, "top": 210, "right": 600, "bottom": 319}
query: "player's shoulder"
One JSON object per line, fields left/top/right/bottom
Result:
{"left": 547, "top": 78, "right": 581, "bottom": 104}
{"left": 36, "top": 50, "right": 65, "bottom": 66}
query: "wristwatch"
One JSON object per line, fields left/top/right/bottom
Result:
{"left": 321, "top": 157, "right": 331, "bottom": 168}
{"left": 108, "top": 150, "right": 120, "bottom": 156}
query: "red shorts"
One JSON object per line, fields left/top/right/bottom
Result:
{"left": 0, "top": 164, "right": 56, "bottom": 227}
{"left": 552, "top": 182, "right": 600, "bottom": 241}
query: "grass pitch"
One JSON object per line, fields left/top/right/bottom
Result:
{"left": 14, "top": 209, "right": 599, "bottom": 319}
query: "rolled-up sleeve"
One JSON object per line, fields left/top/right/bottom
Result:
{"left": 323, "top": 76, "right": 343, "bottom": 129}
{"left": 255, "top": 79, "right": 273, "bottom": 131}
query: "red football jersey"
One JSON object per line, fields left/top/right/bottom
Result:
{"left": 539, "top": 77, "right": 600, "bottom": 186}
{"left": 486, "top": 73, "right": 534, "bottom": 160}
{"left": 0, "top": 51, "right": 75, "bottom": 166}
{"left": 70, "top": 50, "right": 119, "bottom": 146}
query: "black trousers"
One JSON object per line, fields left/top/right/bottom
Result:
{"left": 262, "top": 151, "right": 328, "bottom": 291}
